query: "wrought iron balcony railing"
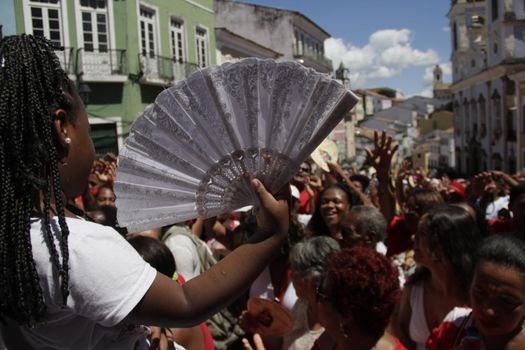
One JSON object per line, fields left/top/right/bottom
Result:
{"left": 77, "top": 48, "right": 127, "bottom": 81}
{"left": 138, "top": 53, "right": 200, "bottom": 84}
{"left": 293, "top": 51, "right": 333, "bottom": 70}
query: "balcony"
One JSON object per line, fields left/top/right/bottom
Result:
{"left": 138, "top": 54, "right": 199, "bottom": 86}
{"left": 172, "top": 60, "right": 200, "bottom": 82}
{"left": 77, "top": 48, "right": 127, "bottom": 83}
{"left": 54, "top": 47, "right": 74, "bottom": 76}
{"left": 293, "top": 51, "right": 333, "bottom": 74}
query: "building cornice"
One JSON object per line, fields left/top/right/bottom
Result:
{"left": 215, "top": 27, "right": 283, "bottom": 58}
{"left": 182, "top": 0, "right": 214, "bottom": 14}
{"left": 220, "top": 0, "right": 330, "bottom": 37}
{"left": 451, "top": 63, "right": 525, "bottom": 92}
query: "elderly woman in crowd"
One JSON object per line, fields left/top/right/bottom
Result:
{"left": 242, "top": 236, "right": 340, "bottom": 350}
{"left": 339, "top": 205, "right": 388, "bottom": 253}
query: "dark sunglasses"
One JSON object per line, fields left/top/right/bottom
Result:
{"left": 299, "top": 166, "right": 311, "bottom": 172}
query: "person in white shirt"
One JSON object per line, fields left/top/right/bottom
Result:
{"left": 0, "top": 34, "right": 290, "bottom": 350}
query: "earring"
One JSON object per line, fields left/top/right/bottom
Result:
{"left": 65, "top": 137, "right": 71, "bottom": 144}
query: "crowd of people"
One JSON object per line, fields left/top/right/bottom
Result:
{"left": 2, "top": 34, "right": 525, "bottom": 350}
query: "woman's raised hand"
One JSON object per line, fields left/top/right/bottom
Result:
{"left": 365, "top": 130, "right": 398, "bottom": 181}
{"left": 327, "top": 161, "right": 345, "bottom": 181}
{"left": 250, "top": 179, "right": 289, "bottom": 237}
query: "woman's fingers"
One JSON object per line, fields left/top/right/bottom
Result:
{"left": 252, "top": 333, "right": 266, "bottom": 350}
{"left": 251, "top": 179, "right": 275, "bottom": 206}
{"left": 242, "top": 338, "right": 254, "bottom": 350}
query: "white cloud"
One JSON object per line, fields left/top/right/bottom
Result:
{"left": 325, "top": 29, "right": 440, "bottom": 86}
{"left": 442, "top": 26, "right": 451, "bottom": 33}
{"left": 369, "top": 29, "right": 412, "bottom": 49}
{"left": 380, "top": 45, "right": 438, "bottom": 68}
{"left": 417, "top": 87, "right": 434, "bottom": 98}
{"left": 441, "top": 62, "right": 452, "bottom": 76}
{"left": 423, "top": 67, "right": 434, "bottom": 83}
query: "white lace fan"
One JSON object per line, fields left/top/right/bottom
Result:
{"left": 114, "top": 58, "right": 358, "bottom": 232}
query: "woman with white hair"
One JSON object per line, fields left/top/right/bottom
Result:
{"left": 243, "top": 236, "right": 340, "bottom": 350}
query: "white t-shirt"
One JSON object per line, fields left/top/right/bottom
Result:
{"left": 485, "top": 195, "right": 509, "bottom": 220}
{"left": 1, "top": 217, "right": 157, "bottom": 350}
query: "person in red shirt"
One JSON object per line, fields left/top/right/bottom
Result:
{"left": 291, "top": 162, "right": 317, "bottom": 214}
{"left": 386, "top": 188, "right": 444, "bottom": 257}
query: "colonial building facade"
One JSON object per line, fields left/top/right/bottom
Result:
{"left": 214, "top": 0, "right": 333, "bottom": 74}
{"left": 3, "top": 0, "right": 216, "bottom": 155}
{"left": 449, "top": 0, "right": 525, "bottom": 175}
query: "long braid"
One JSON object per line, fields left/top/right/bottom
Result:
{"left": 51, "top": 155, "right": 71, "bottom": 305}
{"left": 0, "top": 35, "right": 73, "bottom": 325}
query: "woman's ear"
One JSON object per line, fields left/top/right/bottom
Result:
{"left": 52, "top": 109, "right": 72, "bottom": 164}
{"left": 52, "top": 109, "right": 71, "bottom": 149}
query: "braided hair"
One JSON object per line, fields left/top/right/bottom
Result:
{"left": 0, "top": 35, "right": 76, "bottom": 326}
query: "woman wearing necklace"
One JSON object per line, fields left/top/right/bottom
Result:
{"left": 314, "top": 247, "right": 405, "bottom": 350}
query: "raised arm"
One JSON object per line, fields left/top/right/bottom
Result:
{"left": 326, "top": 161, "right": 372, "bottom": 206}
{"left": 395, "top": 161, "right": 410, "bottom": 207}
{"left": 491, "top": 170, "right": 519, "bottom": 188}
{"left": 130, "top": 178, "right": 289, "bottom": 328}
{"left": 365, "top": 131, "right": 398, "bottom": 224}
{"left": 467, "top": 172, "right": 494, "bottom": 211}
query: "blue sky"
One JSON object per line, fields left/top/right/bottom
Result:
{"left": 240, "top": 0, "right": 452, "bottom": 97}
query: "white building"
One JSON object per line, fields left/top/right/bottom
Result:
{"left": 353, "top": 89, "right": 398, "bottom": 121}
{"left": 359, "top": 96, "right": 439, "bottom": 164}
{"left": 414, "top": 128, "right": 456, "bottom": 170}
{"left": 413, "top": 108, "right": 455, "bottom": 171}
{"left": 449, "top": 0, "right": 525, "bottom": 175}
{"left": 215, "top": 27, "right": 282, "bottom": 63}
{"left": 214, "top": 0, "right": 333, "bottom": 73}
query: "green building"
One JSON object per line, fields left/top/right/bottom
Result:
{"left": 4, "top": 0, "right": 216, "bottom": 155}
